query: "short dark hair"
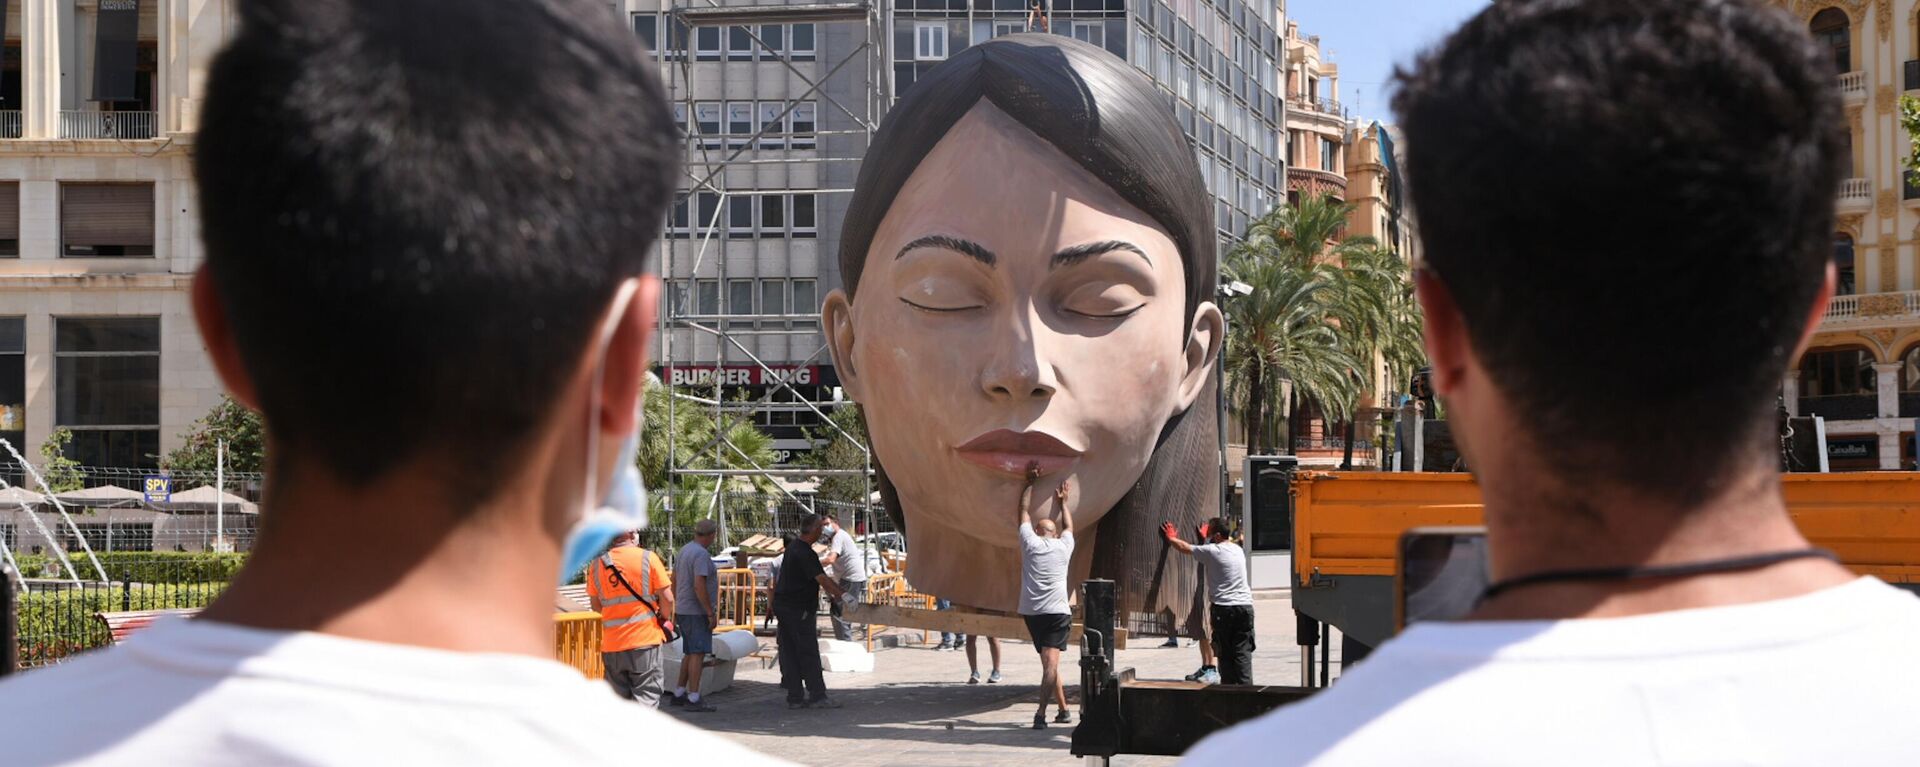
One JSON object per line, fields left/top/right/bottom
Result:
{"left": 799, "top": 514, "right": 827, "bottom": 536}
{"left": 196, "top": 0, "right": 676, "bottom": 501}
{"left": 1204, "top": 517, "right": 1229, "bottom": 538}
{"left": 1393, "top": 0, "right": 1843, "bottom": 503}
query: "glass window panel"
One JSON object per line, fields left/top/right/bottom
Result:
{"left": 696, "top": 280, "right": 720, "bottom": 315}
{"left": 761, "top": 24, "right": 784, "bottom": 52}
{"left": 728, "top": 196, "right": 754, "bottom": 237}
{"left": 728, "top": 279, "right": 755, "bottom": 315}
{"left": 63, "top": 430, "right": 158, "bottom": 469}
{"left": 632, "top": 14, "right": 658, "bottom": 50}
{"left": 761, "top": 279, "right": 787, "bottom": 320}
{"left": 0, "top": 317, "right": 21, "bottom": 352}
{"left": 56, "top": 317, "right": 158, "bottom": 352}
{"left": 791, "top": 23, "right": 816, "bottom": 58}
{"left": 728, "top": 26, "right": 754, "bottom": 59}
{"left": 696, "top": 26, "right": 721, "bottom": 59}
{"left": 56, "top": 355, "right": 159, "bottom": 426}
{"left": 793, "top": 194, "right": 816, "bottom": 233}
{"left": 761, "top": 194, "right": 786, "bottom": 231}
{"left": 792, "top": 279, "right": 819, "bottom": 329}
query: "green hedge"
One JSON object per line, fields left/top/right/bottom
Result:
{"left": 11, "top": 552, "right": 248, "bottom": 583}
{"left": 14, "top": 582, "right": 227, "bottom": 665}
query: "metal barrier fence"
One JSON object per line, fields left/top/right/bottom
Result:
{"left": 11, "top": 555, "right": 239, "bottom": 668}
{"left": 861, "top": 571, "right": 935, "bottom": 651}
{"left": 553, "top": 611, "right": 604, "bottom": 679}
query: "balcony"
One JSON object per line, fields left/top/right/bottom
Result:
{"left": 1822, "top": 290, "right": 1920, "bottom": 328}
{"left": 0, "top": 111, "right": 19, "bottom": 139}
{"left": 1838, "top": 177, "right": 1872, "bottom": 211}
{"left": 1799, "top": 394, "right": 1879, "bottom": 421}
{"left": 1288, "top": 94, "right": 1347, "bottom": 119}
{"left": 1840, "top": 70, "right": 1867, "bottom": 100}
{"left": 1287, "top": 167, "right": 1346, "bottom": 199}
{"left": 59, "top": 111, "right": 156, "bottom": 140}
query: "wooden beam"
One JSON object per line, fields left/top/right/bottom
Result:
{"left": 845, "top": 604, "right": 1127, "bottom": 649}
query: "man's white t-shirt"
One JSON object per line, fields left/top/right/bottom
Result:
{"left": 1185, "top": 577, "right": 1920, "bottom": 766}
{"left": 0, "top": 617, "right": 789, "bottom": 766}
{"left": 828, "top": 525, "right": 867, "bottom": 583}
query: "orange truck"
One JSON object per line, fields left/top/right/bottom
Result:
{"left": 1271, "top": 471, "right": 1920, "bottom": 654}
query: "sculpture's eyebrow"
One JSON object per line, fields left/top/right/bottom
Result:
{"left": 1052, "top": 240, "right": 1150, "bottom": 269}
{"left": 895, "top": 235, "right": 996, "bottom": 266}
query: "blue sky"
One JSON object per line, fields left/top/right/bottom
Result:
{"left": 1285, "top": 0, "right": 1490, "bottom": 123}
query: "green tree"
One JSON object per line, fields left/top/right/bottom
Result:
{"left": 635, "top": 374, "right": 781, "bottom": 535}
{"left": 803, "top": 404, "right": 872, "bottom": 508}
{"left": 1222, "top": 193, "right": 1427, "bottom": 454}
{"left": 162, "top": 396, "right": 268, "bottom": 473}
{"left": 37, "top": 428, "right": 86, "bottom": 493}
{"left": 1902, "top": 95, "right": 1920, "bottom": 171}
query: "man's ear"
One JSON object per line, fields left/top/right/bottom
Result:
{"left": 1414, "top": 269, "right": 1469, "bottom": 399}
{"left": 1788, "top": 261, "right": 1839, "bottom": 365}
{"left": 599, "top": 276, "right": 660, "bottom": 437}
{"left": 190, "top": 265, "right": 262, "bottom": 410}
{"left": 822, "top": 289, "right": 864, "bottom": 402}
{"left": 1176, "top": 300, "right": 1224, "bottom": 411}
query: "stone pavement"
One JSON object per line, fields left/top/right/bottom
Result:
{"left": 662, "top": 592, "right": 1345, "bottom": 767}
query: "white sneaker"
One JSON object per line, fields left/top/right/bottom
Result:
{"left": 968, "top": 671, "right": 981, "bottom": 685}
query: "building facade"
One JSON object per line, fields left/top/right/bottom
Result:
{"left": 0, "top": 0, "right": 234, "bottom": 470}
{"left": 1770, "top": 0, "right": 1920, "bottom": 470}
{"left": 1282, "top": 19, "right": 1343, "bottom": 208}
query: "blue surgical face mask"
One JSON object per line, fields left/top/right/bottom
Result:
{"left": 557, "top": 280, "right": 650, "bottom": 584}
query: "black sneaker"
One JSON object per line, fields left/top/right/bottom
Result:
{"left": 683, "top": 699, "right": 716, "bottom": 713}
{"left": 667, "top": 693, "right": 686, "bottom": 707}
{"left": 807, "top": 696, "right": 843, "bottom": 709}
{"left": 787, "top": 699, "right": 808, "bottom": 710}
{"left": 1032, "top": 711, "right": 1048, "bottom": 730}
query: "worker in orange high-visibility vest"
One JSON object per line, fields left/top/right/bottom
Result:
{"left": 586, "top": 529, "right": 675, "bottom": 706}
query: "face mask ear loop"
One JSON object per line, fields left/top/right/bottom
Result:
{"left": 581, "top": 279, "right": 642, "bottom": 525}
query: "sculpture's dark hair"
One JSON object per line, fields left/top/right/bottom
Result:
{"left": 837, "top": 34, "right": 1218, "bottom": 631}
{"left": 1392, "top": 0, "right": 1843, "bottom": 504}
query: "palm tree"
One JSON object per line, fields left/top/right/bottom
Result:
{"left": 1222, "top": 193, "right": 1426, "bottom": 457}
{"left": 636, "top": 374, "right": 782, "bottom": 538}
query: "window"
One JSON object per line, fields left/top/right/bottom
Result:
{"left": 1811, "top": 8, "right": 1850, "bottom": 73}
{"left": 758, "top": 102, "right": 787, "bottom": 149}
{"left": 760, "top": 193, "right": 786, "bottom": 234}
{"left": 1, "top": 317, "right": 21, "bottom": 451}
{"left": 632, "top": 14, "right": 658, "bottom": 52}
{"left": 760, "top": 24, "right": 785, "bottom": 57}
{"left": 761, "top": 279, "right": 788, "bottom": 326}
{"left": 1320, "top": 137, "right": 1336, "bottom": 172}
{"left": 695, "top": 26, "right": 722, "bottom": 61}
{"left": 671, "top": 103, "right": 687, "bottom": 138}
{"left": 666, "top": 280, "right": 692, "bottom": 317}
{"left": 1835, "top": 234, "right": 1856, "bottom": 296}
{"left": 0, "top": 183, "right": 16, "bottom": 257}
{"left": 791, "top": 279, "right": 818, "bottom": 329}
{"left": 1903, "top": 345, "right": 1920, "bottom": 393}
{"left": 1800, "top": 348, "right": 1877, "bottom": 397}
{"left": 728, "top": 196, "right": 754, "bottom": 238}
{"left": 727, "top": 101, "right": 753, "bottom": 147}
{"left": 55, "top": 317, "right": 160, "bottom": 468}
{"left": 61, "top": 183, "right": 154, "bottom": 258}
{"left": 792, "top": 194, "right": 817, "bottom": 237}
{"left": 695, "top": 192, "right": 720, "bottom": 236}
{"left": 791, "top": 24, "right": 816, "bottom": 60}
{"left": 916, "top": 23, "right": 948, "bottom": 60}
{"left": 664, "top": 18, "right": 689, "bottom": 59}
{"left": 728, "top": 26, "right": 754, "bottom": 60}
{"left": 790, "top": 102, "right": 817, "bottom": 149}
{"left": 695, "top": 279, "right": 720, "bottom": 316}
{"left": 668, "top": 194, "right": 691, "bottom": 238}
{"left": 1071, "top": 21, "right": 1104, "bottom": 47}
{"left": 694, "top": 102, "right": 722, "bottom": 148}
{"left": 727, "top": 279, "right": 755, "bottom": 328}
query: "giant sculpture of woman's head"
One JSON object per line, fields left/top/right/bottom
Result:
{"left": 825, "top": 35, "right": 1221, "bottom": 624}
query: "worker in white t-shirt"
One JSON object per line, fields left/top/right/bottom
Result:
{"left": 822, "top": 518, "right": 869, "bottom": 641}
{"left": 0, "top": 2, "right": 785, "bottom": 764}
{"left": 1186, "top": 1, "right": 1920, "bottom": 764}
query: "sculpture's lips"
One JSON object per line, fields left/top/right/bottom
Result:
{"left": 955, "top": 429, "right": 1081, "bottom": 476}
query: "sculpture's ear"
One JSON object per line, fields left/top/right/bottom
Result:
{"left": 823, "top": 289, "right": 864, "bottom": 402}
{"left": 1175, "top": 300, "right": 1223, "bottom": 412}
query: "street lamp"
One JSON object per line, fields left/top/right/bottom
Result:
{"left": 1216, "top": 280, "right": 1251, "bottom": 518}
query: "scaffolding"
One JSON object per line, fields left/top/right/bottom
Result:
{"left": 654, "top": 0, "right": 891, "bottom": 550}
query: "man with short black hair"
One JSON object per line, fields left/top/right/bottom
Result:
{"left": 1187, "top": 1, "right": 1920, "bottom": 763}
{"left": 1016, "top": 468, "right": 1074, "bottom": 730}
{"left": 671, "top": 518, "right": 720, "bottom": 711}
{"left": 0, "top": 1, "right": 781, "bottom": 763}
{"left": 773, "top": 514, "right": 851, "bottom": 709}
{"left": 1161, "top": 517, "right": 1252, "bottom": 685}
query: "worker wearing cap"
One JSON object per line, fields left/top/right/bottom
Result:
{"left": 1161, "top": 517, "right": 1254, "bottom": 685}
{"left": 586, "top": 529, "right": 675, "bottom": 706}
